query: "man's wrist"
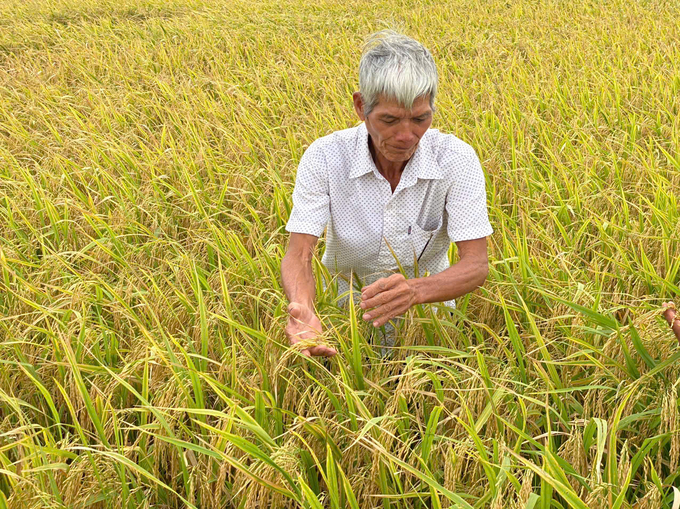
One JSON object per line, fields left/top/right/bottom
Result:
{"left": 288, "top": 300, "right": 315, "bottom": 312}
{"left": 408, "top": 278, "right": 425, "bottom": 306}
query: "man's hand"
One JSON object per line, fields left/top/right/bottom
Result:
{"left": 360, "top": 273, "right": 419, "bottom": 327}
{"left": 285, "top": 302, "right": 337, "bottom": 357}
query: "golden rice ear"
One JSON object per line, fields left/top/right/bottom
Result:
{"left": 4, "top": 2, "right": 680, "bottom": 507}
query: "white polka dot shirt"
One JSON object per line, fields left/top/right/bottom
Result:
{"left": 285, "top": 122, "right": 493, "bottom": 309}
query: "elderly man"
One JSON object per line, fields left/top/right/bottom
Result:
{"left": 281, "top": 31, "right": 493, "bottom": 357}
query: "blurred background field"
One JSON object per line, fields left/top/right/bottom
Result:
{"left": 0, "top": 0, "right": 679, "bottom": 507}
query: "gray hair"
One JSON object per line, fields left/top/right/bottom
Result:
{"left": 359, "top": 30, "right": 438, "bottom": 116}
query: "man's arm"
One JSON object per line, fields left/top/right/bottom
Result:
{"left": 281, "top": 233, "right": 318, "bottom": 309}
{"left": 360, "top": 237, "right": 489, "bottom": 327}
{"left": 410, "top": 236, "right": 489, "bottom": 305}
{"left": 281, "top": 233, "right": 337, "bottom": 357}
{"left": 281, "top": 136, "right": 335, "bottom": 356}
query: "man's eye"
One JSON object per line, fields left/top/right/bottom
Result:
{"left": 414, "top": 117, "right": 427, "bottom": 123}
{"left": 383, "top": 119, "right": 397, "bottom": 124}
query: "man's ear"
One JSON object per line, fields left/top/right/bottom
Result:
{"left": 352, "top": 92, "right": 366, "bottom": 121}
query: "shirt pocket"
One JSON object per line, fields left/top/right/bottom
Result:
{"left": 409, "top": 215, "right": 444, "bottom": 262}
{"left": 386, "top": 215, "right": 444, "bottom": 268}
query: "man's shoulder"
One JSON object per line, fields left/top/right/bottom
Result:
{"left": 298, "top": 125, "right": 362, "bottom": 180}
{"left": 307, "top": 124, "right": 362, "bottom": 153}
{"left": 424, "top": 128, "right": 477, "bottom": 167}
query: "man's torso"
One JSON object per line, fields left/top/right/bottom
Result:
{"left": 313, "top": 122, "right": 474, "bottom": 308}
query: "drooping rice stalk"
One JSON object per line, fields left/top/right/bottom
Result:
{"left": 0, "top": 0, "right": 679, "bottom": 507}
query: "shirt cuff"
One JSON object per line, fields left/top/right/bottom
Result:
{"left": 285, "top": 220, "right": 326, "bottom": 237}
{"left": 449, "top": 224, "right": 494, "bottom": 243}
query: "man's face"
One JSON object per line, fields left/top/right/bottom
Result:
{"left": 353, "top": 93, "right": 433, "bottom": 162}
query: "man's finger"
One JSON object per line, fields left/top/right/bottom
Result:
{"left": 309, "top": 345, "right": 337, "bottom": 357}
{"left": 361, "top": 278, "right": 388, "bottom": 300}
{"left": 369, "top": 303, "right": 405, "bottom": 327}
{"left": 361, "top": 276, "right": 399, "bottom": 300}
{"left": 364, "top": 303, "right": 395, "bottom": 326}
{"left": 288, "top": 329, "right": 336, "bottom": 357}
{"left": 362, "top": 292, "right": 401, "bottom": 320}
{"left": 361, "top": 289, "right": 398, "bottom": 311}
{"left": 364, "top": 295, "right": 410, "bottom": 326}
{"left": 294, "top": 343, "right": 336, "bottom": 358}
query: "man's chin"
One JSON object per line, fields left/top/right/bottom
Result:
{"left": 384, "top": 149, "right": 416, "bottom": 162}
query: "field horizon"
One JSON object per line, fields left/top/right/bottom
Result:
{"left": 1, "top": 0, "right": 679, "bottom": 507}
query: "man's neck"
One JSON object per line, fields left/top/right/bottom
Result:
{"left": 368, "top": 136, "right": 408, "bottom": 180}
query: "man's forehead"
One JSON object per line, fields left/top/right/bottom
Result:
{"left": 373, "top": 95, "right": 431, "bottom": 117}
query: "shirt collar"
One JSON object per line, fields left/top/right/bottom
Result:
{"left": 349, "top": 122, "right": 443, "bottom": 182}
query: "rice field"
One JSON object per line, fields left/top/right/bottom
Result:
{"left": 1, "top": 0, "right": 679, "bottom": 507}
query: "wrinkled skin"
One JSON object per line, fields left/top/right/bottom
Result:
{"left": 285, "top": 302, "right": 337, "bottom": 357}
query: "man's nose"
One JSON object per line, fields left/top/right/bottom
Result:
{"left": 394, "top": 124, "right": 417, "bottom": 145}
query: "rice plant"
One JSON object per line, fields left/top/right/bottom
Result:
{"left": 0, "top": 0, "right": 679, "bottom": 507}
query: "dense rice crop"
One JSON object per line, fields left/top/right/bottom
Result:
{"left": 1, "top": 0, "right": 679, "bottom": 507}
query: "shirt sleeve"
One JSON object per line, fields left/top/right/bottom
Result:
{"left": 285, "top": 140, "right": 330, "bottom": 237}
{"left": 445, "top": 148, "right": 494, "bottom": 243}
